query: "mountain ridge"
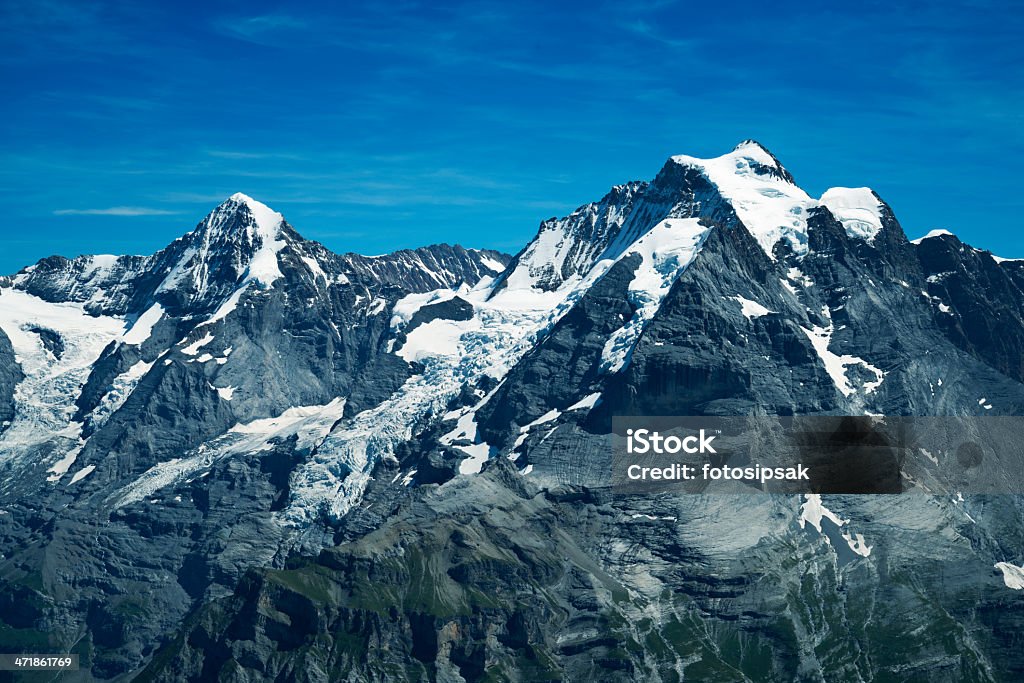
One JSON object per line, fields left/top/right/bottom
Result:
{"left": 3, "top": 143, "right": 1024, "bottom": 680}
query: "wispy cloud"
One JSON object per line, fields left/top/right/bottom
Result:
{"left": 214, "top": 13, "right": 310, "bottom": 43}
{"left": 54, "top": 206, "right": 180, "bottom": 216}
{"left": 620, "top": 19, "right": 694, "bottom": 49}
{"left": 206, "top": 149, "right": 304, "bottom": 161}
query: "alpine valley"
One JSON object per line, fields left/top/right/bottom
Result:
{"left": 2, "top": 141, "right": 1024, "bottom": 682}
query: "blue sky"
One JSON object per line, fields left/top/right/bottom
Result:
{"left": 1, "top": 0, "right": 1022, "bottom": 273}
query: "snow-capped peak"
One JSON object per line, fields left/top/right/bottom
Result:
{"left": 910, "top": 229, "right": 955, "bottom": 245}
{"left": 671, "top": 140, "right": 794, "bottom": 182}
{"left": 820, "top": 187, "right": 885, "bottom": 242}
{"left": 156, "top": 194, "right": 288, "bottom": 298}
{"left": 732, "top": 138, "right": 772, "bottom": 156}
{"left": 730, "top": 139, "right": 796, "bottom": 183}
{"left": 670, "top": 141, "right": 812, "bottom": 258}
{"left": 215, "top": 193, "right": 284, "bottom": 239}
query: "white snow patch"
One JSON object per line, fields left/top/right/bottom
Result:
{"left": 730, "top": 295, "right": 773, "bottom": 319}
{"left": 180, "top": 333, "right": 214, "bottom": 356}
{"left": 538, "top": 426, "right": 558, "bottom": 445}
{"left": 523, "top": 408, "right": 560, "bottom": 430}
{"left": 237, "top": 194, "right": 286, "bottom": 286}
{"left": 83, "top": 254, "right": 118, "bottom": 276}
{"left": 122, "top": 303, "right": 164, "bottom": 345}
{"left": 799, "top": 494, "right": 872, "bottom": 557}
{"left": 47, "top": 438, "right": 85, "bottom": 482}
{"left": 114, "top": 398, "right": 346, "bottom": 506}
{"left": 216, "top": 386, "right": 236, "bottom": 401}
{"left": 69, "top": 464, "right": 95, "bottom": 484}
{"left": 438, "top": 407, "right": 500, "bottom": 475}
{"left": 567, "top": 392, "right": 602, "bottom": 411}
{"left": 441, "top": 409, "right": 479, "bottom": 444}
{"left": 201, "top": 285, "right": 247, "bottom": 327}
{"left": 800, "top": 309, "right": 884, "bottom": 397}
{"left": 910, "top": 229, "right": 954, "bottom": 245}
{"left": 845, "top": 533, "right": 872, "bottom": 557}
{"left": 301, "top": 255, "right": 328, "bottom": 284}
{"left": 786, "top": 267, "right": 814, "bottom": 288}
{"left": 397, "top": 318, "right": 467, "bottom": 362}
{"left": 995, "top": 562, "right": 1024, "bottom": 589}
{"left": 390, "top": 289, "right": 459, "bottom": 328}
{"left": 457, "top": 443, "right": 492, "bottom": 475}
{"left": 600, "top": 218, "right": 711, "bottom": 373}
{"left": 193, "top": 347, "right": 232, "bottom": 365}
{"left": 799, "top": 493, "right": 846, "bottom": 532}
{"left": 480, "top": 256, "right": 507, "bottom": 273}
{"left": 513, "top": 409, "right": 562, "bottom": 449}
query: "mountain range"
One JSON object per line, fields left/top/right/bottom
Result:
{"left": 1, "top": 141, "right": 1023, "bottom": 681}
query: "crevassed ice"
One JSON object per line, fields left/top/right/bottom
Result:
{"left": 284, "top": 173, "right": 742, "bottom": 529}
{"left": 284, "top": 220, "right": 669, "bottom": 527}
{"left": 820, "top": 187, "right": 885, "bottom": 242}
{"left": 0, "top": 289, "right": 125, "bottom": 476}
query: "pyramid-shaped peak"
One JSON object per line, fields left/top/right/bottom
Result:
{"left": 215, "top": 193, "right": 284, "bottom": 236}
{"left": 153, "top": 194, "right": 290, "bottom": 297}
{"left": 733, "top": 139, "right": 770, "bottom": 153}
{"left": 730, "top": 140, "right": 794, "bottom": 183}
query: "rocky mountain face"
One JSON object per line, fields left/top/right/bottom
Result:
{"left": 2, "top": 144, "right": 1024, "bottom": 681}
{"left": 0, "top": 194, "right": 510, "bottom": 679}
